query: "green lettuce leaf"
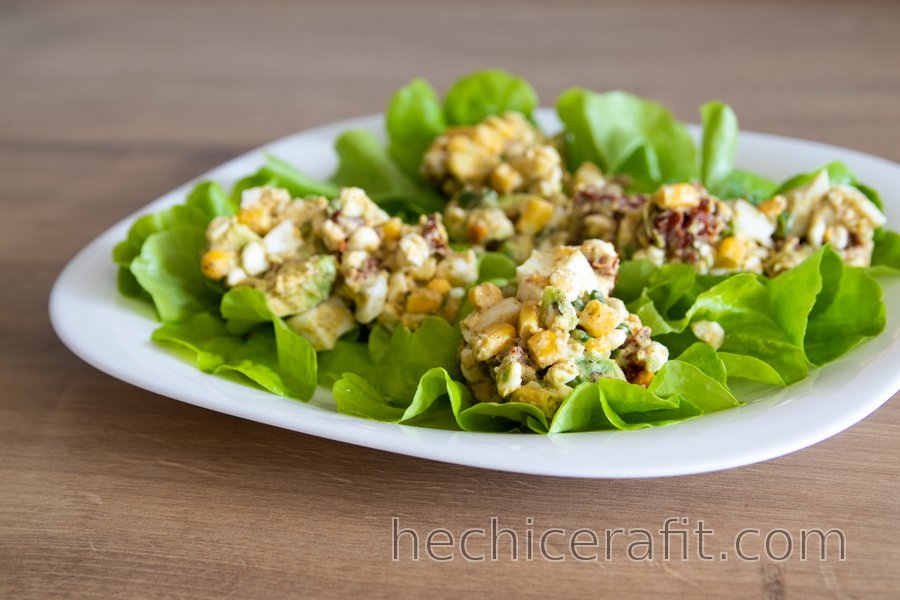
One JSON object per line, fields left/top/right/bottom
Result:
{"left": 774, "top": 161, "right": 856, "bottom": 195}
{"left": 697, "top": 100, "right": 777, "bottom": 202}
{"left": 458, "top": 402, "right": 549, "bottom": 433}
{"left": 260, "top": 154, "right": 340, "bottom": 199}
{"left": 333, "top": 372, "right": 409, "bottom": 422}
{"left": 713, "top": 169, "right": 777, "bottom": 204}
{"left": 872, "top": 230, "right": 900, "bottom": 275}
{"left": 117, "top": 266, "right": 150, "bottom": 300}
{"left": 628, "top": 247, "right": 886, "bottom": 386}
{"left": 550, "top": 377, "right": 703, "bottom": 433}
{"left": 227, "top": 154, "right": 338, "bottom": 211}
{"left": 114, "top": 181, "right": 234, "bottom": 315}
{"left": 700, "top": 100, "right": 738, "bottom": 194}
{"left": 556, "top": 88, "right": 698, "bottom": 191}
{"left": 152, "top": 310, "right": 316, "bottom": 400}
{"left": 477, "top": 252, "right": 518, "bottom": 282}
{"left": 113, "top": 182, "right": 231, "bottom": 270}
{"left": 321, "top": 316, "right": 462, "bottom": 404}
{"left": 386, "top": 78, "right": 446, "bottom": 180}
{"left": 613, "top": 259, "right": 659, "bottom": 304}
{"left": 443, "top": 69, "right": 538, "bottom": 126}
{"left": 804, "top": 251, "right": 885, "bottom": 364}
{"left": 130, "top": 225, "right": 222, "bottom": 322}
{"left": 333, "top": 367, "right": 550, "bottom": 432}
{"left": 331, "top": 129, "right": 444, "bottom": 215}
{"left": 656, "top": 273, "right": 809, "bottom": 383}
{"left": 220, "top": 286, "right": 280, "bottom": 335}
{"left": 675, "top": 343, "right": 727, "bottom": 385}
{"left": 316, "top": 336, "right": 375, "bottom": 389}
{"left": 649, "top": 360, "right": 741, "bottom": 412}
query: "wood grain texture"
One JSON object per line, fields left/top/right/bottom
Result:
{"left": 2, "top": 1, "right": 899, "bottom": 597}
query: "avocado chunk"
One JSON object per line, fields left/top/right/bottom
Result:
{"left": 573, "top": 356, "right": 626, "bottom": 386}
{"left": 287, "top": 296, "right": 356, "bottom": 351}
{"left": 262, "top": 254, "right": 338, "bottom": 317}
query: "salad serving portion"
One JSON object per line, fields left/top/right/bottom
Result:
{"left": 113, "top": 70, "right": 900, "bottom": 434}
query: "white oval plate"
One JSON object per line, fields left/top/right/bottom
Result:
{"left": 50, "top": 110, "right": 900, "bottom": 478}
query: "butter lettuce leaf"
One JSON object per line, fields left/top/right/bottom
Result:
{"left": 443, "top": 69, "right": 538, "bottom": 126}
{"left": 130, "top": 225, "right": 222, "bottom": 322}
{"left": 626, "top": 247, "right": 886, "bottom": 386}
{"left": 804, "top": 251, "right": 885, "bottom": 364}
{"left": 551, "top": 377, "right": 703, "bottom": 433}
{"left": 557, "top": 88, "right": 698, "bottom": 191}
{"left": 698, "top": 100, "right": 777, "bottom": 202}
{"left": 386, "top": 78, "right": 446, "bottom": 180}
{"left": 649, "top": 360, "right": 741, "bottom": 412}
{"left": 261, "top": 154, "right": 340, "bottom": 199}
{"left": 114, "top": 181, "right": 232, "bottom": 313}
{"left": 331, "top": 128, "right": 445, "bottom": 215}
{"left": 774, "top": 161, "right": 856, "bottom": 195}
{"left": 152, "top": 309, "right": 317, "bottom": 400}
{"left": 872, "top": 230, "right": 900, "bottom": 275}
{"left": 333, "top": 367, "right": 549, "bottom": 432}
{"left": 321, "top": 316, "right": 462, "bottom": 404}
{"left": 713, "top": 169, "right": 777, "bottom": 204}
{"left": 675, "top": 343, "right": 727, "bottom": 385}
{"left": 700, "top": 100, "right": 738, "bottom": 194}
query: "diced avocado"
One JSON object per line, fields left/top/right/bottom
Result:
{"left": 456, "top": 186, "right": 498, "bottom": 209}
{"left": 265, "top": 254, "right": 338, "bottom": 317}
{"left": 573, "top": 356, "right": 626, "bottom": 385}
{"left": 500, "top": 235, "right": 533, "bottom": 264}
{"left": 571, "top": 328, "right": 589, "bottom": 342}
{"left": 226, "top": 223, "right": 261, "bottom": 249}
{"left": 287, "top": 296, "right": 356, "bottom": 351}
{"left": 496, "top": 193, "right": 531, "bottom": 215}
{"left": 540, "top": 286, "right": 577, "bottom": 331}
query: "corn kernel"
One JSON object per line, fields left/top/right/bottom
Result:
{"left": 201, "top": 249, "right": 233, "bottom": 280}
{"left": 653, "top": 184, "right": 701, "bottom": 210}
{"left": 516, "top": 197, "right": 555, "bottom": 235}
{"left": 236, "top": 205, "right": 273, "bottom": 235}
{"left": 472, "top": 122, "right": 506, "bottom": 154}
{"left": 518, "top": 301, "right": 540, "bottom": 341}
{"left": 447, "top": 133, "right": 476, "bottom": 154}
{"left": 468, "top": 282, "right": 503, "bottom": 310}
{"left": 381, "top": 217, "right": 403, "bottom": 242}
{"left": 757, "top": 195, "right": 787, "bottom": 220}
{"left": 490, "top": 163, "right": 524, "bottom": 194}
{"left": 527, "top": 329, "right": 568, "bottom": 369}
{"left": 426, "top": 277, "right": 452, "bottom": 296}
{"left": 448, "top": 149, "right": 496, "bottom": 182}
{"left": 473, "top": 323, "right": 517, "bottom": 361}
{"left": 579, "top": 299, "right": 619, "bottom": 338}
{"left": 633, "top": 369, "right": 655, "bottom": 387}
{"left": 490, "top": 113, "right": 525, "bottom": 141}
{"left": 715, "top": 236, "right": 747, "bottom": 269}
{"left": 406, "top": 288, "right": 442, "bottom": 314}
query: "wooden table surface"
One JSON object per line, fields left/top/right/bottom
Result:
{"left": 3, "top": 1, "right": 899, "bottom": 597}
